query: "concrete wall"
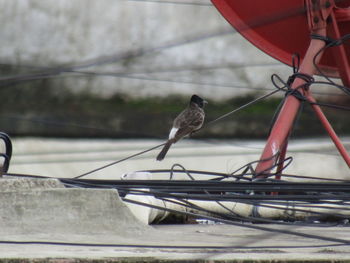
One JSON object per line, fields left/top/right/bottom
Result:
{"left": 0, "top": 0, "right": 294, "bottom": 100}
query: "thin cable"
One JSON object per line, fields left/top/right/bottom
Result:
{"left": 126, "top": 0, "right": 212, "bottom": 6}
{"left": 0, "top": 238, "right": 345, "bottom": 250}
{"left": 0, "top": 61, "right": 282, "bottom": 75}
{"left": 0, "top": 29, "right": 234, "bottom": 88}
{"left": 204, "top": 89, "right": 281, "bottom": 127}
{"left": 74, "top": 143, "right": 165, "bottom": 178}
{"left": 8, "top": 172, "right": 350, "bottom": 224}
{"left": 0, "top": 2, "right": 315, "bottom": 88}
{"left": 159, "top": 195, "right": 346, "bottom": 226}
{"left": 312, "top": 33, "right": 350, "bottom": 95}
{"left": 69, "top": 60, "right": 349, "bottom": 177}
{"left": 122, "top": 198, "right": 350, "bottom": 245}
{"left": 73, "top": 89, "right": 284, "bottom": 178}
{"left": 3, "top": 68, "right": 343, "bottom": 96}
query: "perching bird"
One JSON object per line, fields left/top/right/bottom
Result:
{"left": 156, "top": 94, "right": 207, "bottom": 161}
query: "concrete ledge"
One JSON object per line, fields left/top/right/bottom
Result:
{"left": 0, "top": 177, "right": 64, "bottom": 192}
{"left": 0, "top": 178, "right": 148, "bottom": 236}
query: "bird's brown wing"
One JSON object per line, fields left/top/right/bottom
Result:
{"left": 172, "top": 107, "right": 205, "bottom": 142}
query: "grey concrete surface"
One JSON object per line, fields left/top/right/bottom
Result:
{"left": 0, "top": 178, "right": 148, "bottom": 236}
{"left": 1, "top": 178, "right": 350, "bottom": 261}
{"left": 2, "top": 219, "right": 350, "bottom": 261}
{"left": 1, "top": 138, "right": 350, "bottom": 261}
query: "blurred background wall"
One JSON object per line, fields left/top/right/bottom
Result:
{"left": 0, "top": 0, "right": 291, "bottom": 99}
{"left": 0, "top": 0, "right": 347, "bottom": 138}
{"left": 1, "top": 0, "right": 349, "bottom": 179}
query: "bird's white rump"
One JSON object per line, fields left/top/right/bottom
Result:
{"left": 169, "top": 127, "right": 178, "bottom": 140}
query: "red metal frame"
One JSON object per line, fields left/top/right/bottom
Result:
{"left": 211, "top": 0, "right": 350, "bottom": 78}
{"left": 212, "top": 0, "right": 350, "bottom": 178}
{"left": 255, "top": 0, "right": 350, "bottom": 177}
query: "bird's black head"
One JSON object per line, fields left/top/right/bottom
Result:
{"left": 190, "top": 94, "right": 207, "bottom": 108}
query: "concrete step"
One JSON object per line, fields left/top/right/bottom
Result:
{"left": 0, "top": 178, "right": 149, "bottom": 238}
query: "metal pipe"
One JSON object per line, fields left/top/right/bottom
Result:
{"left": 124, "top": 194, "right": 350, "bottom": 224}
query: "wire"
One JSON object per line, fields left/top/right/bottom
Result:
{"left": 270, "top": 48, "right": 350, "bottom": 112}
{"left": 0, "top": 61, "right": 283, "bottom": 74}
{"left": 204, "top": 90, "right": 281, "bottom": 127}
{"left": 70, "top": 52, "right": 350, "bottom": 178}
{"left": 312, "top": 33, "right": 350, "bottom": 95}
{"left": 1, "top": 2, "right": 327, "bottom": 89}
{"left": 74, "top": 142, "right": 165, "bottom": 178}
{"left": 125, "top": 0, "right": 212, "bottom": 6}
{"left": 0, "top": 28, "right": 234, "bottom": 88}
{"left": 122, "top": 198, "right": 350, "bottom": 245}
{"left": 159, "top": 195, "right": 347, "bottom": 226}
{"left": 6, "top": 172, "right": 350, "bottom": 229}
{"left": 72, "top": 87, "right": 286, "bottom": 178}
{"left": 3, "top": 68, "right": 344, "bottom": 97}
{"left": 0, "top": 238, "right": 345, "bottom": 250}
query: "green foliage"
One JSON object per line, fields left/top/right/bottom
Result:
{"left": 0, "top": 79, "right": 348, "bottom": 138}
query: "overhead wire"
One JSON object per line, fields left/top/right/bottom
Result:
{"left": 2, "top": 0, "right": 349, "bottom": 192}
{"left": 0, "top": 1, "right": 315, "bottom": 87}
{"left": 2, "top": 0, "right": 348, "bottom": 98}
{"left": 4, "top": 169, "right": 350, "bottom": 235}
{"left": 121, "top": 198, "right": 350, "bottom": 245}
{"left": 1, "top": 1, "right": 350, "bottom": 251}
{"left": 71, "top": 51, "right": 350, "bottom": 178}
{"left": 1, "top": 2, "right": 345, "bottom": 91}
{"left": 0, "top": 28, "right": 234, "bottom": 88}
{"left": 312, "top": 33, "right": 350, "bottom": 95}
{"left": 157, "top": 195, "right": 347, "bottom": 226}
{"left": 0, "top": 235, "right": 346, "bottom": 250}
{"left": 72, "top": 86, "right": 287, "bottom": 178}
{"left": 1, "top": 58, "right": 345, "bottom": 97}
{"left": 43, "top": 172, "right": 350, "bottom": 224}
{"left": 0, "top": 61, "right": 282, "bottom": 74}
{"left": 125, "top": 0, "right": 212, "bottom": 6}
{"left": 7, "top": 55, "right": 350, "bottom": 172}
{"left": 74, "top": 142, "right": 165, "bottom": 178}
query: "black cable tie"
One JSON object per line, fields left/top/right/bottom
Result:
{"left": 310, "top": 33, "right": 341, "bottom": 47}
{"left": 285, "top": 88, "right": 307, "bottom": 101}
{"left": 284, "top": 72, "right": 314, "bottom": 101}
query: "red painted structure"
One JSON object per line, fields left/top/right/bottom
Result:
{"left": 211, "top": 0, "right": 350, "bottom": 177}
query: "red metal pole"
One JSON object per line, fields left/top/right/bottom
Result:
{"left": 306, "top": 93, "right": 350, "bottom": 167}
{"left": 255, "top": 28, "right": 327, "bottom": 177}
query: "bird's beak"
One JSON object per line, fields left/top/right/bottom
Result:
{"left": 204, "top": 100, "right": 208, "bottom": 105}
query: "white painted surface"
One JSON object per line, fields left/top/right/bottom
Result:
{"left": 7, "top": 137, "right": 350, "bottom": 180}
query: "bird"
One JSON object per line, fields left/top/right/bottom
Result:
{"left": 156, "top": 94, "right": 207, "bottom": 161}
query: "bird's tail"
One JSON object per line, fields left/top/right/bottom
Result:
{"left": 156, "top": 140, "right": 173, "bottom": 161}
